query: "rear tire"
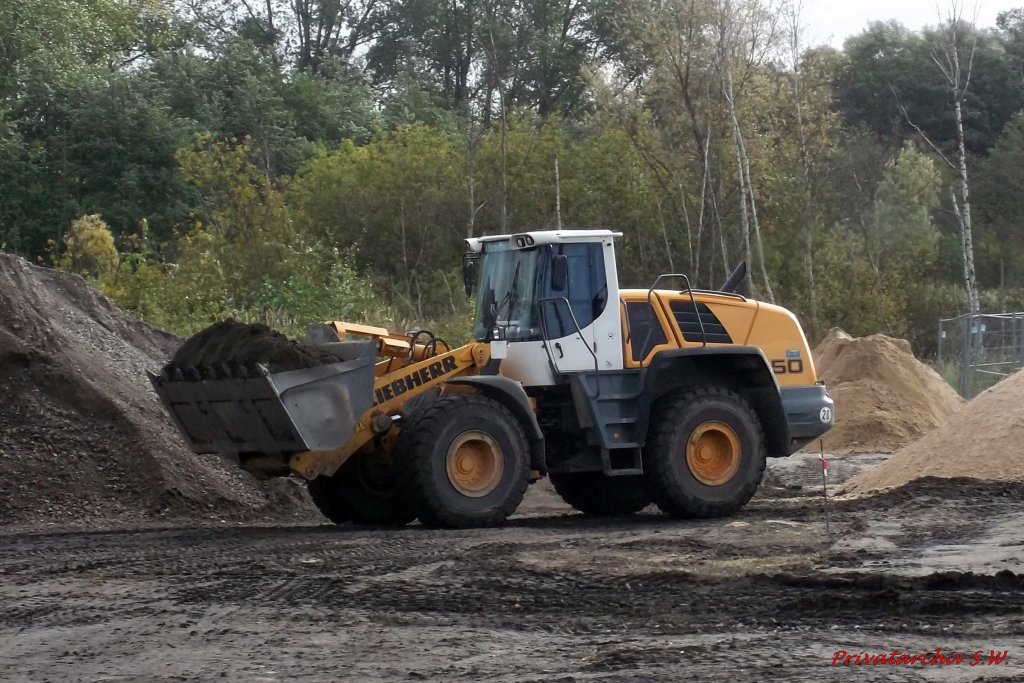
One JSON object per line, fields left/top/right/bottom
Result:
{"left": 643, "top": 386, "right": 766, "bottom": 519}
{"left": 395, "top": 393, "right": 530, "bottom": 529}
{"left": 307, "top": 475, "right": 352, "bottom": 525}
{"left": 549, "top": 472, "right": 650, "bottom": 516}
{"left": 307, "top": 453, "right": 415, "bottom": 526}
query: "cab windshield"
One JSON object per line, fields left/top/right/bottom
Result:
{"left": 474, "top": 242, "right": 542, "bottom": 342}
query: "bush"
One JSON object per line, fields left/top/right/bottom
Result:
{"left": 56, "top": 214, "right": 119, "bottom": 278}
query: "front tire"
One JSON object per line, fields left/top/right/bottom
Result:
{"left": 643, "top": 386, "right": 766, "bottom": 519}
{"left": 549, "top": 472, "right": 650, "bottom": 516}
{"left": 395, "top": 393, "right": 530, "bottom": 529}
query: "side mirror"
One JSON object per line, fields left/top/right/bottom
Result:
{"left": 551, "top": 254, "right": 568, "bottom": 291}
{"left": 463, "top": 256, "right": 476, "bottom": 297}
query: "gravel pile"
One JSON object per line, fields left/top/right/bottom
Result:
{"left": 0, "top": 255, "right": 317, "bottom": 527}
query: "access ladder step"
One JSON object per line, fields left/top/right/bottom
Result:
{"left": 601, "top": 447, "right": 644, "bottom": 476}
{"left": 595, "top": 393, "right": 644, "bottom": 402}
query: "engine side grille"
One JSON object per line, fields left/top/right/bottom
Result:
{"left": 669, "top": 301, "right": 734, "bottom": 344}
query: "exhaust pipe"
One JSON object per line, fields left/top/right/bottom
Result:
{"left": 720, "top": 261, "right": 747, "bottom": 294}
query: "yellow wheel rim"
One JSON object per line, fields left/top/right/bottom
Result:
{"left": 686, "top": 421, "right": 741, "bottom": 486}
{"left": 445, "top": 431, "right": 504, "bottom": 498}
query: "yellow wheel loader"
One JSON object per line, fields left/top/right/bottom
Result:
{"left": 151, "top": 230, "right": 834, "bottom": 528}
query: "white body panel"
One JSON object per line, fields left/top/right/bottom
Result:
{"left": 498, "top": 234, "right": 625, "bottom": 387}
{"left": 466, "top": 229, "right": 623, "bottom": 253}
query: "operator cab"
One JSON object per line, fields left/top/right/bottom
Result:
{"left": 464, "top": 230, "right": 625, "bottom": 386}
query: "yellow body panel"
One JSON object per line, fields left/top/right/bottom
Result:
{"left": 744, "top": 303, "right": 817, "bottom": 386}
{"left": 618, "top": 295, "right": 679, "bottom": 368}
{"left": 696, "top": 295, "right": 758, "bottom": 345}
{"left": 619, "top": 289, "right": 817, "bottom": 386}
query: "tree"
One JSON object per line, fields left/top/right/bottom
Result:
{"left": 975, "top": 113, "right": 1024, "bottom": 285}
{"left": 0, "top": 0, "right": 166, "bottom": 102}
{"left": 836, "top": 22, "right": 938, "bottom": 149}
{"left": 838, "top": 17, "right": 1021, "bottom": 155}
{"left": 778, "top": 5, "right": 843, "bottom": 335}
{"left": 873, "top": 143, "right": 942, "bottom": 278}
{"left": 291, "top": 0, "right": 385, "bottom": 74}
{"left": 290, "top": 126, "right": 464, "bottom": 317}
{"left": 175, "top": 134, "right": 295, "bottom": 311}
{"left": 368, "top": 0, "right": 605, "bottom": 120}
{"left": 716, "top": 0, "right": 776, "bottom": 301}
{"left": 180, "top": 0, "right": 385, "bottom": 75}
{"left": 368, "top": 0, "right": 481, "bottom": 113}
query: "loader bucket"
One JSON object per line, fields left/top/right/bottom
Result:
{"left": 149, "top": 343, "right": 376, "bottom": 460}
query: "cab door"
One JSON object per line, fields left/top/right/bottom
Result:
{"left": 539, "top": 241, "right": 623, "bottom": 374}
{"left": 499, "top": 239, "right": 624, "bottom": 386}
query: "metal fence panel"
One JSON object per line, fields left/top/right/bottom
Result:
{"left": 939, "top": 312, "right": 1024, "bottom": 399}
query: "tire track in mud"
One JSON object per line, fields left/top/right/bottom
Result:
{"left": 3, "top": 482, "right": 1024, "bottom": 682}
{"left": 4, "top": 519, "right": 1023, "bottom": 640}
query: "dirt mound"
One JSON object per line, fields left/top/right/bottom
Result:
{"left": 166, "top": 319, "right": 339, "bottom": 376}
{"left": 0, "top": 254, "right": 318, "bottom": 527}
{"left": 813, "top": 330, "right": 963, "bottom": 453}
{"left": 811, "top": 327, "right": 853, "bottom": 373}
{"left": 846, "top": 370, "right": 1024, "bottom": 493}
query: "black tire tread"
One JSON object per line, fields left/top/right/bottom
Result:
{"left": 306, "top": 455, "right": 415, "bottom": 526}
{"left": 644, "top": 386, "right": 766, "bottom": 519}
{"left": 395, "top": 393, "right": 530, "bottom": 529}
{"left": 306, "top": 476, "right": 352, "bottom": 525}
{"left": 549, "top": 472, "right": 649, "bottom": 516}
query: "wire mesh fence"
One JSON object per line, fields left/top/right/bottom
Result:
{"left": 938, "top": 312, "right": 1024, "bottom": 399}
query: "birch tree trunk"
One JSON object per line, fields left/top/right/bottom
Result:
{"left": 484, "top": 24, "right": 509, "bottom": 232}
{"left": 737, "top": 130, "right": 775, "bottom": 302}
{"left": 467, "top": 173, "right": 475, "bottom": 238}
{"left": 788, "top": 0, "right": 817, "bottom": 332}
{"left": 954, "top": 96, "right": 980, "bottom": 314}
{"left": 718, "top": 2, "right": 754, "bottom": 296}
{"left": 718, "top": 0, "right": 773, "bottom": 300}
{"left": 657, "top": 200, "right": 677, "bottom": 273}
{"left": 933, "top": 1, "right": 980, "bottom": 314}
{"left": 554, "top": 156, "right": 562, "bottom": 229}
{"left": 678, "top": 180, "right": 694, "bottom": 273}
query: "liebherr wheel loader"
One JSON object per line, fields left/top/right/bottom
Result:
{"left": 151, "top": 230, "right": 834, "bottom": 528}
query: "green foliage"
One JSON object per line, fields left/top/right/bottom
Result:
{"left": 2, "top": 74, "right": 198, "bottom": 256}
{"left": 0, "top": 0, "right": 166, "bottom": 101}
{"left": 838, "top": 21, "right": 1022, "bottom": 154}
{"left": 101, "top": 235, "right": 391, "bottom": 338}
{"left": 5, "top": 0, "right": 1024, "bottom": 359}
{"left": 290, "top": 125, "right": 466, "bottom": 319}
{"left": 976, "top": 113, "right": 1024, "bottom": 286}
{"left": 873, "top": 142, "right": 942, "bottom": 278}
{"left": 100, "top": 136, "right": 394, "bottom": 337}
{"left": 174, "top": 134, "right": 294, "bottom": 306}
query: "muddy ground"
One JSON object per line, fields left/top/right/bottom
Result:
{"left": 1, "top": 453, "right": 1022, "bottom": 682}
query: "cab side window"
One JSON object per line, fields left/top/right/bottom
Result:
{"left": 625, "top": 302, "right": 668, "bottom": 362}
{"left": 543, "top": 243, "right": 607, "bottom": 338}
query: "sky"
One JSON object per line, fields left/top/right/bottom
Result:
{"left": 802, "top": 0, "right": 1021, "bottom": 47}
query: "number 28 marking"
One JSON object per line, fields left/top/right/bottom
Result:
{"left": 772, "top": 359, "right": 804, "bottom": 375}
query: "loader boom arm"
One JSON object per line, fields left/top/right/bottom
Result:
{"left": 289, "top": 340, "right": 492, "bottom": 479}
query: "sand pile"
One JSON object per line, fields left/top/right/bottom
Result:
{"left": 0, "top": 254, "right": 317, "bottom": 527}
{"left": 846, "top": 369, "right": 1024, "bottom": 493}
{"left": 814, "top": 329, "right": 964, "bottom": 453}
